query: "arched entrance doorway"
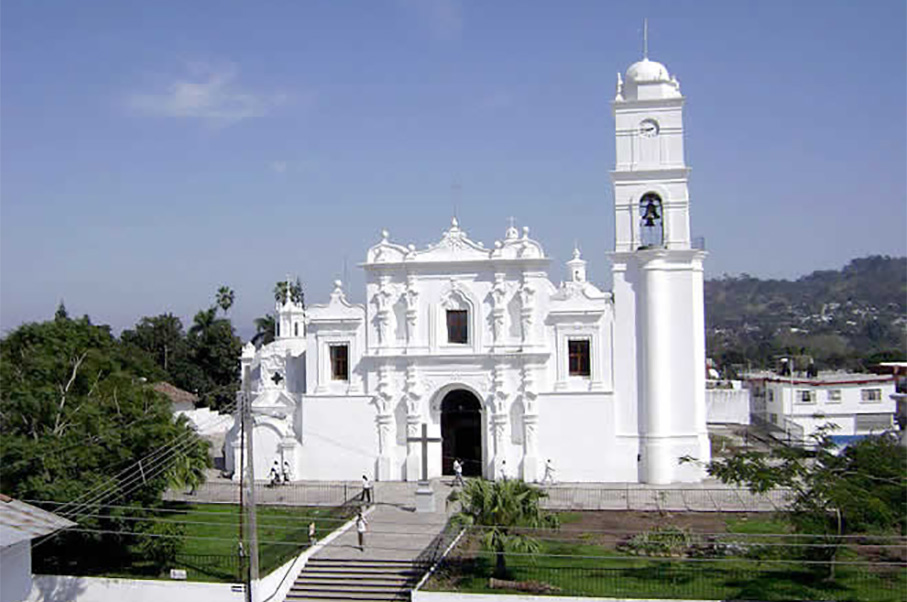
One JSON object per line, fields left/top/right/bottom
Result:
{"left": 441, "top": 389, "right": 483, "bottom": 477}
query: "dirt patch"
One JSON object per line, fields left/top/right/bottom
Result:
{"left": 551, "top": 510, "right": 765, "bottom": 546}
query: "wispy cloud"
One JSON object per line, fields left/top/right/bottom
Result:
{"left": 127, "top": 64, "right": 287, "bottom": 126}
{"left": 398, "top": 0, "right": 463, "bottom": 40}
{"left": 270, "top": 160, "right": 288, "bottom": 174}
{"left": 477, "top": 90, "right": 513, "bottom": 111}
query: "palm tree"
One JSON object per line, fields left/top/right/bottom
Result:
{"left": 252, "top": 313, "right": 277, "bottom": 348}
{"left": 216, "top": 286, "right": 235, "bottom": 315}
{"left": 447, "top": 479, "right": 558, "bottom": 578}
{"left": 274, "top": 278, "right": 305, "bottom": 307}
{"left": 188, "top": 307, "right": 218, "bottom": 338}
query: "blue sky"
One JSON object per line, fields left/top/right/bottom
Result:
{"left": 2, "top": 0, "right": 905, "bottom": 338}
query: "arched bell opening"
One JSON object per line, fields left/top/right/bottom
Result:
{"left": 639, "top": 193, "right": 664, "bottom": 249}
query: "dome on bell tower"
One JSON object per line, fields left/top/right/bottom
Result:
{"left": 616, "top": 56, "right": 682, "bottom": 102}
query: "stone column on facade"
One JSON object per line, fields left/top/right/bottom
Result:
{"left": 374, "top": 362, "right": 394, "bottom": 480}
{"left": 520, "top": 363, "right": 540, "bottom": 482}
{"left": 404, "top": 362, "right": 423, "bottom": 481}
{"left": 404, "top": 273, "right": 419, "bottom": 349}
{"left": 518, "top": 274, "right": 535, "bottom": 347}
{"left": 491, "top": 272, "right": 507, "bottom": 349}
{"left": 375, "top": 274, "right": 393, "bottom": 351}
{"left": 490, "top": 361, "right": 509, "bottom": 479}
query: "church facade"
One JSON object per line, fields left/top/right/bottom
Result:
{"left": 224, "top": 53, "right": 710, "bottom": 484}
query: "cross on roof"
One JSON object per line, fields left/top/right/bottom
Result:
{"left": 271, "top": 372, "right": 283, "bottom": 385}
{"left": 508, "top": 216, "right": 516, "bottom": 229}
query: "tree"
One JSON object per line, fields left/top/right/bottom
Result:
{"left": 55, "top": 301, "right": 69, "bottom": 322}
{"left": 185, "top": 307, "right": 242, "bottom": 411}
{"left": 274, "top": 278, "right": 305, "bottom": 307}
{"left": 0, "top": 313, "right": 211, "bottom": 571}
{"left": 683, "top": 430, "right": 907, "bottom": 578}
{"left": 216, "top": 286, "right": 235, "bottom": 315}
{"left": 447, "top": 479, "right": 559, "bottom": 578}
{"left": 121, "top": 313, "right": 186, "bottom": 373}
{"left": 252, "top": 313, "right": 277, "bottom": 348}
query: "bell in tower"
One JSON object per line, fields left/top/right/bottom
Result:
{"left": 639, "top": 193, "right": 664, "bottom": 249}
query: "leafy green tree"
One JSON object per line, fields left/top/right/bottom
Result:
{"left": 0, "top": 313, "right": 211, "bottom": 571}
{"left": 447, "top": 479, "right": 558, "bottom": 578}
{"left": 185, "top": 308, "right": 242, "bottom": 411}
{"left": 274, "top": 278, "right": 305, "bottom": 307}
{"left": 684, "top": 430, "right": 906, "bottom": 578}
{"left": 121, "top": 313, "right": 186, "bottom": 374}
{"left": 216, "top": 286, "right": 235, "bottom": 315}
{"left": 252, "top": 313, "right": 277, "bottom": 348}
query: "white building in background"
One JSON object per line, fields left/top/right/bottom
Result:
{"left": 225, "top": 51, "right": 711, "bottom": 484}
{"left": 748, "top": 373, "right": 897, "bottom": 444}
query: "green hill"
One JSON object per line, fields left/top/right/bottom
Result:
{"left": 705, "top": 255, "right": 906, "bottom": 374}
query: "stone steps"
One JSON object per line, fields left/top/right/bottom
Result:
{"left": 286, "top": 558, "right": 426, "bottom": 602}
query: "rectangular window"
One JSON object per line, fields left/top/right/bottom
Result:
{"left": 568, "top": 339, "right": 591, "bottom": 377}
{"left": 827, "top": 389, "right": 842, "bottom": 403}
{"left": 446, "top": 310, "right": 468, "bottom": 344}
{"left": 861, "top": 388, "right": 882, "bottom": 403}
{"left": 768, "top": 389, "right": 774, "bottom": 402}
{"left": 770, "top": 413, "right": 778, "bottom": 425}
{"left": 330, "top": 344, "right": 349, "bottom": 381}
{"left": 796, "top": 390, "right": 815, "bottom": 404}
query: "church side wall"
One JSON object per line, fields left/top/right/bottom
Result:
{"left": 537, "top": 392, "right": 636, "bottom": 482}
{"left": 299, "top": 396, "right": 377, "bottom": 480}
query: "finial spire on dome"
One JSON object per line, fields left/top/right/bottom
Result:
{"left": 643, "top": 17, "right": 649, "bottom": 59}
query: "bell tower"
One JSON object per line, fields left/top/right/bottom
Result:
{"left": 610, "top": 52, "right": 710, "bottom": 483}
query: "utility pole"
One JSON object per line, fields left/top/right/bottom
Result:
{"left": 242, "top": 366, "right": 260, "bottom": 600}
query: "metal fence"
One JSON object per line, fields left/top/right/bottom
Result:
{"left": 429, "top": 556, "right": 906, "bottom": 601}
{"left": 539, "top": 486, "right": 794, "bottom": 512}
{"left": 172, "top": 553, "right": 241, "bottom": 582}
{"left": 164, "top": 480, "right": 365, "bottom": 507}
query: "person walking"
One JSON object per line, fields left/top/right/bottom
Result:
{"left": 452, "top": 458, "right": 465, "bottom": 487}
{"left": 542, "top": 458, "right": 556, "bottom": 484}
{"left": 282, "top": 460, "right": 292, "bottom": 484}
{"left": 308, "top": 522, "right": 317, "bottom": 546}
{"left": 268, "top": 461, "right": 281, "bottom": 487}
{"left": 355, "top": 509, "right": 368, "bottom": 551}
{"left": 361, "top": 474, "right": 373, "bottom": 504}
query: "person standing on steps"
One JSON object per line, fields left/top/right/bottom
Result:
{"left": 308, "top": 521, "right": 317, "bottom": 546}
{"left": 361, "top": 474, "right": 373, "bottom": 504}
{"left": 452, "top": 458, "right": 465, "bottom": 487}
{"left": 542, "top": 458, "right": 556, "bottom": 484}
{"left": 356, "top": 509, "right": 368, "bottom": 551}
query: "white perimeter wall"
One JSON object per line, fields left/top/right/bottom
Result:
{"left": 300, "top": 395, "right": 377, "bottom": 480}
{"left": 706, "top": 388, "right": 751, "bottom": 425}
{"left": 25, "top": 576, "right": 242, "bottom": 602}
{"left": 538, "top": 393, "right": 637, "bottom": 482}
{"left": 1, "top": 541, "right": 31, "bottom": 602}
{"left": 413, "top": 592, "right": 720, "bottom": 602}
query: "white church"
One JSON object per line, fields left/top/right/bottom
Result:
{"left": 224, "top": 52, "right": 710, "bottom": 485}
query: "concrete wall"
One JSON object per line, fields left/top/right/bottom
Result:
{"left": 706, "top": 387, "right": 751, "bottom": 425}
{"left": 1, "top": 541, "right": 31, "bottom": 602}
{"left": 25, "top": 576, "right": 241, "bottom": 602}
{"left": 414, "top": 592, "right": 719, "bottom": 602}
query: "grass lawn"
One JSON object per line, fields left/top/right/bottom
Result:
{"left": 427, "top": 512, "right": 907, "bottom": 601}
{"left": 36, "top": 503, "right": 354, "bottom": 583}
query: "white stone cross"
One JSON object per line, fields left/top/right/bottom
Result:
{"left": 407, "top": 423, "right": 441, "bottom": 483}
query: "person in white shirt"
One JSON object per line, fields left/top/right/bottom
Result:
{"left": 542, "top": 458, "right": 556, "bottom": 484}
{"left": 356, "top": 509, "right": 368, "bottom": 551}
{"left": 452, "top": 458, "right": 465, "bottom": 487}
{"left": 361, "top": 474, "right": 372, "bottom": 504}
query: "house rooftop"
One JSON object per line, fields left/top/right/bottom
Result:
{"left": 0, "top": 495, "right": 76, "bottom": 547}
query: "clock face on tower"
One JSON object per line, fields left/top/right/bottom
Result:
{"left": 639, "top": 119, "right": 660, "bottom": 138}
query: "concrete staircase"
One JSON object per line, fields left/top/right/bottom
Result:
{"left": 285, "top": 558, "right": 427, "bottom": 601}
